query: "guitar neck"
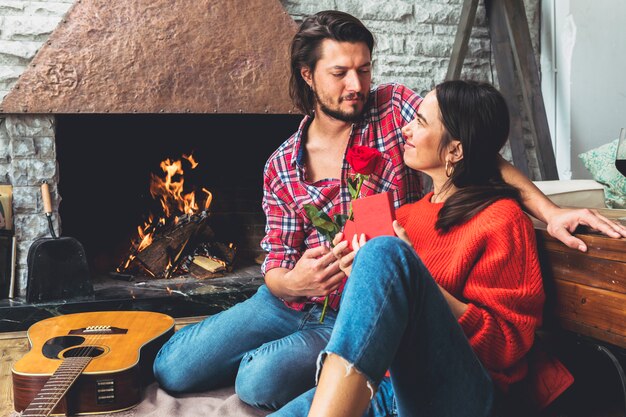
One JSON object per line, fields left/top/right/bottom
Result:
{"left": 21, "top": 356, "right": 92, "bottom": 417}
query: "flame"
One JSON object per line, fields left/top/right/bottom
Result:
{"left": 117, "top": 154, "right": 212, "bottom": 274}
{"left": 148, "top": 155, "right": 207, "bottom": 217}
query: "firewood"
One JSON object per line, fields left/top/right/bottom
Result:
{"left": 129, "top": 214, "right": 210, "bottom": 278}
{"left": 192, "top": 255, "right": 226, "bottom": 273}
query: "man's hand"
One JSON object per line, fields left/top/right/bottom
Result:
{"left": 275, "top": 246, "right": 345, "bottom": 301}
{"left": 546, "top": 207, "right": 626, "bottom": 252}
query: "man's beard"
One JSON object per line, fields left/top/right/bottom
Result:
{"left": 314, "top": 89, "right": 368, "bottom": 123}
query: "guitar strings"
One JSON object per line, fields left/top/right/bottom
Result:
{"left": 31, "top": 318, "right": 114, "bottom": 415}
{"left": 33, "top": 325, "right": 106, "bottom": 415}
{"left": 41, "top": 320, "right": 118, "bottom": 415}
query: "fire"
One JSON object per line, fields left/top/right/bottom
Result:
{"left": 117, "top": 154, "right": 212, "bottom": 274}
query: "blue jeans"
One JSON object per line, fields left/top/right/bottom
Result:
{"left": 271, "top": 236, "right": 494, "bottom": 417}
{"left": 153, "top": 284, "right": 336, "bottom": 410}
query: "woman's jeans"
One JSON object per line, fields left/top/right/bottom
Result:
{"left": 153, "top": 284, "right": 336, "bottom": 410}
{"left": 271, "top": 236, "right": 494, "bottom": 417}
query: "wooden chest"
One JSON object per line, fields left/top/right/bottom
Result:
{"left": 534, "top": 209, "right": 626, "bottom": 349}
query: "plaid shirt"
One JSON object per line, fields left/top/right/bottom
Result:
{"left": 261, "top": 83, "right": 423, "bottom": 310}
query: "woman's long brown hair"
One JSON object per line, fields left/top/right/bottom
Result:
{"left": 434, "top": 80, "right": 521, "bottom": 232}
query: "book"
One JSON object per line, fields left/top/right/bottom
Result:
{"left": 342, "top": 191, "right": 396, "bottom": 249}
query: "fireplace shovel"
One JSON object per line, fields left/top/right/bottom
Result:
{"left": 26, "top": 181, "right": 92, "bottom": 303}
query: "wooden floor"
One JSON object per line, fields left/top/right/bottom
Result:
{"left": 0, "top": 331, "right": 28, "bottom": 416}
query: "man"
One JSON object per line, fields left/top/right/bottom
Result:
{"left": 153, "top": 10, "right": 626, "bottom": 412}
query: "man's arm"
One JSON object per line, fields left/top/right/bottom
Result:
{"left": 261, "top": 157, "right": 345, "bottom": 301}
{"left": 499, "top": 157, "right": 626, "bottom": 251}
{"left": 265, "top": 247, "right": 344, "bottom": 303}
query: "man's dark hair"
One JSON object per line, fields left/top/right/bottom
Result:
{"left": 434, "top": 80, "right": 521, "bottom": 232}
{"left": 289, "top": 10, "right": 374, "bottom": 116}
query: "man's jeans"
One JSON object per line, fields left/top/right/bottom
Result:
{"left": 153, "top": 284, "right": 336, "bottom": 410}
{"left": 271, "top": 236, "right": 494, "bottom": 417}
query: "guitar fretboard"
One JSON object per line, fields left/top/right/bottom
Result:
{"left": 21, "top": 356, "right": 92, "bottom": 417}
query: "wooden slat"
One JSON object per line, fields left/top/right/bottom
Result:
{"left": 536, "top": 229, "right": 626, "bottom": 263}
{"left": 543, "top": 249, "right": 626, "bottom": 294}
{"left": 485, "top": 0, "right": 531, "bottom": 178}
{"left": 552, "top": 279, "right": 626, "bottom": 348}
{"left": 556, "top": 318, "right": 626, "bottom": 351}
{"left": 446, "top": 0, "right": 480, "bottom": 80}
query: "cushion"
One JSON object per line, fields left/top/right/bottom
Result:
{"left": 532, "top": 180, "right": 606, "bottom": 208}
{"left": 579, "top": 139, "right": 626, "bottom": 208}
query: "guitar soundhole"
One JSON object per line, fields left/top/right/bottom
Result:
{"left": 63, "top": 346, "right": 106, "bottom": 358}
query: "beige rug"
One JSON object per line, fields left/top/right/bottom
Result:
{"left": 8, "top": 383, "right": 269, "bottom": 417}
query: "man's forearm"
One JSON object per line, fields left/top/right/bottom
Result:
{"left": 264, "top": 267, "right": 304, "bottom": 303}
{"left": 499, "top": 157, "right": 559, "bottom": 223}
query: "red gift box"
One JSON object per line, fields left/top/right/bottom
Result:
{"left": 342, "top": 192, "right": 396, "bottom": 249}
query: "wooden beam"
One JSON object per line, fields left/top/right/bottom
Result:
{"left": 446, "top": 0, "right": 480, "bottom": 80}
{"left": 499, "top": 0, "right": 559, "bottom": 180}
{"left": 485, "top": 0, "right": 530, "bottom": 177}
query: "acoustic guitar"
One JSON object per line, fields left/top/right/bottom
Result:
{"left": 12, "top": 311, "right": 175, "bottom": 416}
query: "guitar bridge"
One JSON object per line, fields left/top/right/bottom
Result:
{"left": 95, "top": 379, "right": 116, "bottom": 404}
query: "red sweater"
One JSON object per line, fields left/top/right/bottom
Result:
{"left": 396, "top": 192, "right": 545, "bottom": 391}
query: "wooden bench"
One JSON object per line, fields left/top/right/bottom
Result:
{"left": 533, "top": 208, "right": 626, "bottom": 349}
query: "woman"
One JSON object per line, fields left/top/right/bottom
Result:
{"left": 271, "top": 80, "right": 545, "bottom": 417}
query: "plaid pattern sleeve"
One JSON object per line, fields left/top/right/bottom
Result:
{"left": 260, "top": 140, "right": 305, "bottom": 275}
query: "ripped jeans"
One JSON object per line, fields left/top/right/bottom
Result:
{"left": 270, "top": 236, "right": 494, "bottom": 417}
{"left": 153, "top": 284, "right": 336, "bottom": 410}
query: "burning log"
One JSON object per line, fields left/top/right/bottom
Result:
{"left": 128, "top": 213, "right": 211, "bottom": 278}
{"left": 117, "top": 154, "right": 236, "bottom": 279}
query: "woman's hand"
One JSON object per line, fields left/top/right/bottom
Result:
{"left": 331, "top": 232, "right": 367, "bottom": 277}
{"left": 392, "top": 220, "right": 412, "bottom": 246}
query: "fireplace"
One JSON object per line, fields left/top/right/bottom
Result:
{"left": 0, "top": 0, "right": 300, "bottom": 331}
{"left": 55, "top": 113, "right": 300, "bottom": 277}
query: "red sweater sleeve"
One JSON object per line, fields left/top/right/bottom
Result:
{"left": 457, "top": 205, "right": 545, "bottom": 382}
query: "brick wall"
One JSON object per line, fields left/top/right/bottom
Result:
{"left": 0, "top": 0, "right": 540, "bottom": 295}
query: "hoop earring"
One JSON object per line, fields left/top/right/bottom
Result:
{"left": 445, "top": 160, "right": 454, "bottom": 178}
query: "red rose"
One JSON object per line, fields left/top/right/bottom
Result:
{"left": 346, "top": 146, "right": 382, "bottom": 175}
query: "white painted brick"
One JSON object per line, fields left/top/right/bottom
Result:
{"left": 353, "top": 0, "right": 413, "bottom": 22}
{"left": 9, "top": 158, "right": 57, "bottom": 186}
{"left": 0, "top": 165, "right": 8, "bottom": 182}
{"left": 0, "top": 1, "right": 24, "bottom": 14}
{"left": 34, "top": 136, "right": 55, "bottom": 158}
{"left": 366, "top": 19, "right": 433, "bottom": 36}
{"left": 9, "top": 136, "right": 35, "bottom": 157}
{"left": 12, "top": 185, "right": 39, "bottom": 213}
{"left": 414, "top": 3, "right": 460, "bottom": 25}
{"left": 0, "top": 40, "right": 41, "bottom": 63}
{"left": 433, "top": 24, "right": 458, "bottom": 36}
{"left": 0, "top": 16, "right": 61, "bottom": 41}
{"left": 25, "top": 1, "right": 73, "bottom": 16}
{"left": 0, "top": 124, "right": 8, "bottom": 160}
{"left": 0, "top": 65, "right": 23, "bottom": 88}
{"left": 281, "top": 0, "right": 336, "bottom": 18}
{"left": 5, "top": 115, "right": 54, "bottom": 137}
{"left": 377, "top": 34, "right": 406, "bottom": 54}
{"left": 14, "top": 267, "right": 27, "bottom": 297}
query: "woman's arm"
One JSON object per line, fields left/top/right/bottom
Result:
{"left": 498, "top": 157, "right": 626, "bottom": 251}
